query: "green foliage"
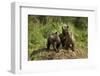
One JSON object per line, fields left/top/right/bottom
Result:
{"left": 28, "top": 15, "right": 88, "bottom": 60}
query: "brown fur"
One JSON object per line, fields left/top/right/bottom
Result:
{"left": 60, "top": 26, "right": 75, "bottom": 51}
{"left": 47, "top": 32, "right": 61, "bottom": 52}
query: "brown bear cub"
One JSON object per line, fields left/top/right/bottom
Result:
{"left": 47, "top": 32, "right": 61, "bottom": 52}
{"left": 59, "top": 26, "right": 75, "bottom": 51}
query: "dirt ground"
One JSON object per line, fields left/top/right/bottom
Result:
{"left": 30, "top": 48, "right": 88, "bottom": 60}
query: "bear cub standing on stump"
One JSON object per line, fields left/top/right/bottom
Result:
{"left": 47, "top": 32, "right": 61, "bottom": 52}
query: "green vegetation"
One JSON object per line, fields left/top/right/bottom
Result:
{"left": 28, "top": 15, "right": 88, "bottom": 60}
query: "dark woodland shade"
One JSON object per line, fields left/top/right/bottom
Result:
{"left": 28, "top": 15, "right": 88, "bottom": 60}
{"left": 28, "top": 15, "right": 88, "bottom": 30}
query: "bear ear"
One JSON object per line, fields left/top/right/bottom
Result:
{"left": 67, "top": 26, "right": 69, "bottom": 29}
{"left": 62, "top": 26, "right": 64, "bottom": 30}
{"left": 55, "top": 32, "right": 57, "bottom": 34}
